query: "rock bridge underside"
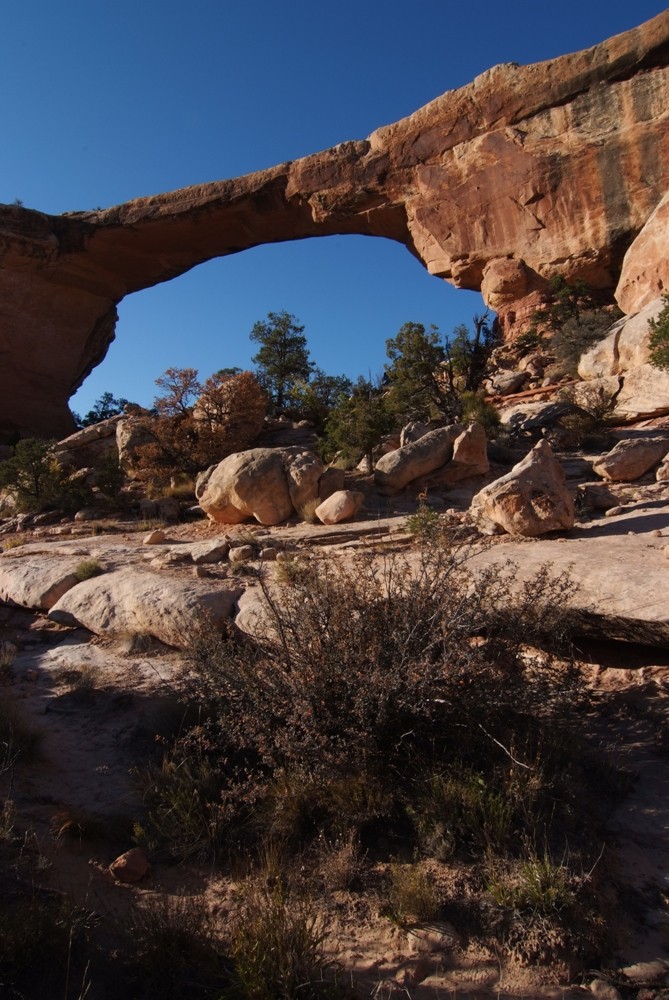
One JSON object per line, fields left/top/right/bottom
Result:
{"left": 1, "top": 11, "right": 668, "bottom": 439}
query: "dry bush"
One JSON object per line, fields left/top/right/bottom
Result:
{"left": 119, "top": 893, "right": 228, "bottom": 1000}
{"left": 230, "top": 876, "right": 343, "bottom": 1000}
{"left": 140, "top": 542, "right": 597, "bottom": 864}
{"left": 132, "top": 370, "right": 267, "bottom": 489}
{"left": 386, "top": 860, "right": 439, "bottom": 924}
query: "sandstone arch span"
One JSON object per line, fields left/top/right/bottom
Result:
{"left": 1, "top": 11, "right": 668, "bottom": 439}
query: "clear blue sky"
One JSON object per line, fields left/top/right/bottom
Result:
{"left": 3, "top": 1, "right": 666, "bottom": 416}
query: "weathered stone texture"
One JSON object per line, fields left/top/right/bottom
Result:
{"left": 1, "top": 12, "right": 668, "bottom": 438}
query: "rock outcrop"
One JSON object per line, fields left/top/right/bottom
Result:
{"left": 48, "top": 568, "right": 242, "bottom": 647}
{"left": 470, "top": 440, "right": 574, "bottom": 536}
{"left": 1, "top": 12, "right": 668, "bottom": 439}
{"left": 616, "top": 193, "right": 669, "bottom": 314}
{"left": 578, "top": 297, "right": 669, "bottom": 421}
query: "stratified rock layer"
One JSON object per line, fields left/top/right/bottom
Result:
{"left": 1, "top": 12, "right": 668, "bottom": 438}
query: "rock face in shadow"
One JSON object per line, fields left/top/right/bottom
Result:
{"left": 1, "top": 12, "right": 668, "bottom": 439}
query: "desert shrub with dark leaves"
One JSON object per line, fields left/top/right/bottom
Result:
{"left": 138, "top": 539, "right": 603, "bottom": 867}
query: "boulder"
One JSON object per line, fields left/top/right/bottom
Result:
{"left": 229, "top": 545, "right": 255, "bottom": 564}
{"left": 592, "top": 438, "right": 669, "bottom": 482}
{"left": 489, "top": 371, "right": 528, "bottom": 395}
{"left": 55, "top": 416, "right": 122, "bottom": 470}
{"left": 613, "top": 364, "right": 669, "bottom": 421}
{"left": 428, "top": 422, "right": 489, "bottom": 486}
{"left": 578, "top": 299, "right": 664, "bottom": 378}
{"left": 499, "top": 399, "right": 575, "bottom": 433}
{"left": 116, "top": 416, "right": 154, "bottom": 473}
{"left": 0, "top": 555, "right": 81, "bottom": 610}
{"left": 616, "top": 193, "right": 669, "bottom": 314}
{"left": 374, "top": 426, "right": 462, "bottom": 495}
{"left": 318, "top": 467, "right": 345, "bottom": 500}
{"left": 400, "top": 422, "right": 431, "bottom": 446}
{"left": 287, "top": 450, "right": 325, "bottom": 513}
{"left": 143, "top": 529, "right": 167, "bottom": 545}
{"left": 48, "top": 568, "right": 243, "bottom": 647}
{"left": 315, "top": 490, "right": 364, "bottom": 525}
{"left": 196, "top": 448, "right": 323, "bottom": 526}
{"left": 470, "top": 440, "right": 574, "bottom": 536}
{"left": 577, "top": 298, "right": 669, "bottom": 420}
{"left": 187, "top": 539, "right": 230, "bottom": 564}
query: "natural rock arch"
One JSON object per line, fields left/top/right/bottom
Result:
{"left": 1, "top": 11, "right": 668, "bottom": 439}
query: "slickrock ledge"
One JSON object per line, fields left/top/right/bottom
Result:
{"left": 1, "top": 12, "right": 668, "bottom": 439}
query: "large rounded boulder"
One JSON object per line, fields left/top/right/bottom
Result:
{"left": 470, "top": 440, "right": 574, "bottom": 537}
{"left": 196, "top": 447, "right": 324, "bottom": 525}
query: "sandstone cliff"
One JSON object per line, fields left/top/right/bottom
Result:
{"left": 1, "top": 12, "right": 668, "bottom": 439}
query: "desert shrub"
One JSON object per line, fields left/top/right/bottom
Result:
{"left": 0, "top": 888, "right": 93, "bottom": 997}
{"left": 0, "top": 439, "right": 92, "bottom": 514}
{"left": 133, "top": 369, "right": 267, "bottom": 490}
{"left": 230, "top": 877, "right": 341, "bottom": 1000}
{"left": 119, "top": 894, "right": 229, "bottom": 1000}
{"left": 134, "top": 739, "right": 227, "bottom": 862}
{"left": 0, "top": 691, "right": 40, "bottom": 765}
{"left": 458, "top": 390, "right": 501, "bottom": 435}
{"left": 526, "top": 276, "right": 621, "bottom": 377}
{"left": 557, "top": 383, "right": 618, "bottom": 449}
{"left": 386, "top": 860, "right": 439, "bottom": 924}
{"left": 550, "top": 308, "right": 617, "bottom": 376}
{"left": 94, "top": 449, "right": 126, "bottom": 500}
{"left": 648, "top": 292, "right": 669, "bottom": 371}
{"left": 405, "top": 495, "right": 442, "bottom": 543}
{"left": 74, "top": 559, "right": 104, "bottom": 582}
{"left": 138, "top": 542, "right": 601, "bottom": 871}
{"left": 487, "top": 851, "right": 577, "bottom": 912}
{"left": 298, "top": 498, "right": 321, "bottom": 524}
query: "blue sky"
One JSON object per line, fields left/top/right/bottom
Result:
{"left": 3, "top": 1, "right": 666, "bottom": 416}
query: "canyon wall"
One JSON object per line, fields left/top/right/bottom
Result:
{"left": 1, "top": 11, "right": 668, "bottom": 438}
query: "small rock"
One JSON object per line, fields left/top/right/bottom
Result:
{"left": 193, "top": 565, "right": 209, "bottom": 578}
{"left": 31, "top": 511, "right": 61, "bottom": 526}
{"left": 260, "top": 547, "right": 278, "bottom": 561}
{"left": 229, "top": 544, "right": 255, "bottom": 564}
{"left": 143, "top": 529, "right": 167, "bottom": 545}
{"left": 589, "top": 979, "right": 622, "bottom": 1000}
{"left": 74, "top": 508, "right": 98, "bottom": 522}
{"left": 315, "top": 490, "right": 364, "bottom": 525}
{"left": 190, "top": 539, "right": 229, "bottom": 564}
{"left": 619, "top": 960, "right": 669, "bottom": 984}
{"left": 109, "top": 847, "right": 150, "bottom": 883}
{"left": 604, "top": 506, "right": 624, "bottom": 517}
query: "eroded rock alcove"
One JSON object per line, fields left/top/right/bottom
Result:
{"left": 1, "top": 11, "right": 668, "bottom": 440}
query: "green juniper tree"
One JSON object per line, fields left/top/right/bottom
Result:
{"left": 250, "top": 311, "right": 314, "bottom": 410}
{"left": 325, "top": 376, "right": 394, "bottom": 468}
{"left": 648, "top": 293, "right": 669, "bottom": 371}
{"left": 384, "top": 322, "right": 449, "bottom": 423}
